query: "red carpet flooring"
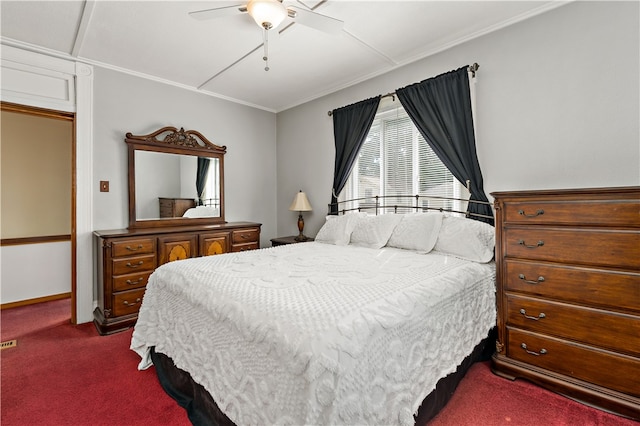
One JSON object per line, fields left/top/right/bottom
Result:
{"left": 1, "top": 299, "right": 637, "bottom": 425}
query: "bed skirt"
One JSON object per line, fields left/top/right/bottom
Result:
{"left": 150, "top": 327, "right": 496, "bottom": 426}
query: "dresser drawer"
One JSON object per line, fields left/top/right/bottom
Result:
{"left": 111, "top": 238, "right": 156, "bottom": 257}
{"left": 111, "top": 254, "right": 156, "bottom": 276}
{"left": 112, "top": 271, "right": 153, "bottom": 292}
{"left": 506, "top": 294, "right": 640, "bottom": 356}
{"left": 503, "top": 199, "right": 640, "bottom": 227}
{"left": 231, "top": 242, "right": 259, "bottom": 252}
{"left": 112, "top": 288, "right": 146, "bottom": 317}
{"left": 504, "top": 226, "right": 639, "bottom": 269}
{"left": 505, "top": 259, "right": 640, "bottom": 313}
{"left": 158, "top": 234, "right": 197, "bottom": 265}
{"left": 199, "top": 232, "right": 229, "bottom": 256}
{"left": 506, "top": 328, "right": 640, "bottom": 397}
{"left": 232, "top": 228, "right": 260, "bottom": 244}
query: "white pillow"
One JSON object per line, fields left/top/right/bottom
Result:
{"left": 182, "top": 206, "right": 219, "bottom": 218}
{"left": 315, "top": 213, "right": 363, "bottom": 245}
{"left": 433, "top": 215, "right": 495, "bottom": 263}
{"left": 387, "top": 213, "right": 443, "bottom": 253}
{"left": 350, "top": 214, "right": 403, "bottom": 249}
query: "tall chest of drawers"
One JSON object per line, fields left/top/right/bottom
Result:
{"left": 491, "top": 187, "right": 640, "bottom": 419}
{"left": 94, "top": 222, "right": 261, "bottom": 335}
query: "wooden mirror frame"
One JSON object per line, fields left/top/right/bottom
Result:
{"left": 126, "top": 126, "right": 226, "bottom": 229}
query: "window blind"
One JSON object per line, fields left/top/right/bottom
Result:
{"left": 342, "top": 104, "right": 467, "bottom": 213}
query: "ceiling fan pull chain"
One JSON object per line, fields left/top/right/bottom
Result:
{"left": 263, "top": 28, "right": 270, "bottom": 72}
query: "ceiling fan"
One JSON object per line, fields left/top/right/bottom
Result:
{"left": 190, "top": 0, "right": 344, "bottom": 34}
{"left": 189, "top": 0, "right": 344, "bottom": 71}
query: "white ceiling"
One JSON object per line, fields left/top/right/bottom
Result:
{"left": 1, "top": 1, "right": 568, "bottom": 112}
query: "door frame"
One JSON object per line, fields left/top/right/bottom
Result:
{"left": 0, "top": 102, "right": 76, "bottom": 321}
{"left": 1, "top": 45, "right": 94, "bottom": 324}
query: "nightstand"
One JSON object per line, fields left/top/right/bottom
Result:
{"left": 270, "top": 236, "right": 314, "bottom": 247}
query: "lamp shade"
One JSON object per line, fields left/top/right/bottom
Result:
{"left": 247, "top": 0, "right": 287, "bottom": 30}
{"left": 289, "top": 191, "right": 312, "bottom": 212}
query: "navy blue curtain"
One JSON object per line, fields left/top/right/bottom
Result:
{"left": 396, "top": 66, "right": 493, "bottom": 224}
{"left": 331, "top": 96, "right": 381, "bottom": 214}
{"left": 196, "top": 157, "right": 210, "bottom": 205}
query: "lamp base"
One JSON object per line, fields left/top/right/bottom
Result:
{"left": 295, "top": 213, "right": 308, "bottom": 242}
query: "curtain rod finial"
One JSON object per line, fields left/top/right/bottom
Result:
{"left": 469, "top": 63, "right": 479, "bottom": 78}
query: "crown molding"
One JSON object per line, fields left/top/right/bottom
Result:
{"left": 2, "top": 1, "right": 572, "bottom": 114}
{"left": 1, "top": 37, "right": 277, "bottom": 114}
{"left": 276, "top": 1, "right": 573, "bottom": 112}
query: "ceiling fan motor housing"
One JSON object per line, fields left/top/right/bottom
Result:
{"left": 247, "top": 0, "right": 287, "bottom": 30}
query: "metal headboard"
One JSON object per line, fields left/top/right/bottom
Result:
{"left": 328, "top": 194, "right": 494, "bottom": 221}
{"left": 199, "top": 198, "right": 220, "bottom": 208}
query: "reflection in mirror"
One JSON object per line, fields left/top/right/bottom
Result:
{"left": 135, "top": 151, "right": 221, "bottom": 220}
{"left": 126, "top": 126, "right": 226, "bottom": 229}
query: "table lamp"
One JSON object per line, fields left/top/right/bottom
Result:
{"left": 289, "top": 190, "right": 312, "bottom": 241}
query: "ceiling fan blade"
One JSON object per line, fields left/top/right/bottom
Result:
{"left": 189, "top": 4, "right": 247, "bottom": 21}
{"left": 288, "top": 6, "right": 343, "bottom": 35}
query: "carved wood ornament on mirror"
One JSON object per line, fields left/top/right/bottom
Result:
{"left": 126, "top": 126, "right": 226, "bottom": 229}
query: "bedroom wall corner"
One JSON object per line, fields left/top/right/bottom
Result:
{"left": 275, "top": 0, "right": 640, "bottom": 238}
{"left": 92, "top": 67, "right": 278, "bottom": 247}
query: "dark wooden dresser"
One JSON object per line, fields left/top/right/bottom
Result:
{"left": 491, "top": 187, "right": 640, "bottom": 420}
{"left": 159, "top": 197, "right": 196, "bottom": 218}
{"left": 94, "top": 222, "right": 261, "bottom": 335}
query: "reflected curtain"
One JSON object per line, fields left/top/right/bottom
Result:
{"left": 196, "top": 157, "right": 210, "bottom": 205}
{"left": 331, "top": 96, "right": 381, "bottom": 214}
{"left": 396, "top": 66, "right": 493, "bottom": 224}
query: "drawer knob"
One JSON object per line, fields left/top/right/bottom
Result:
{"left": 123, "top": 298, "right": 141, "bottom": 306}
{"left": 126, "top": 261, "right": 144, "bottom": 268}
{"left": 518, "top": 274, "right": 545, "bottom": 284}
{"left": 125, "top": 244, "right": 144, "bottom": 251}
{"left": 519, "top": 308, "right": 546, "bottom": 321}
{"left": 518, "top": 209, "right": 544, "bottom": 218}
{"left": 125, "top": 277, "right": 144, "bottom": 286}
{"left": 518, "top": 239, "right": 544, "bottom": 249}
{"left": 521, "top": 343, "right": 547, "bottom": 356}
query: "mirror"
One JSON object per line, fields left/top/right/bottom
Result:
{"left": 126, "top": 127, "right": 226, "bottom": 229}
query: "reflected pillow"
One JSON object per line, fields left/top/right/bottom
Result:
{"left": 315, "top": 213, "right": 364, "bottom": 246}
{"left": 350, "top": 214, "right": 403, "bottom": 249}
{"left": 387, "top": 213, "right": 443, "bottom": 253}
{"left": 182, "top": 206, "right": 219, "bottom": 218}
{"left": 433, "top": 215, "right": 495, "bottom": 263}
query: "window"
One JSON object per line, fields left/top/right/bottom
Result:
{"left": 341, "top": 101, "right": 468, "bottom": 214}
{"left": 203, "top": 159, "right": 220, "bottom": 207}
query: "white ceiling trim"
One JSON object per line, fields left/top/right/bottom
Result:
{"left": 2, "top": 1, "right": 572, "bottom": 114}
{"left": 197, "top": 43, "right": 264, "bottom": 90}
{"left": 79, "top": 55, "right": 279, "bottom": 113}
{"left": 274, "top": 0, "right": 575, "bottom": 112}
{"left": 71, "top": 0, "right": 96, "bottom": 58}
{"left": 343, "top": 29, "right": 398, "bottom": 66}
{"left": 1, "top": 37, "right": 278, "bottom": 113}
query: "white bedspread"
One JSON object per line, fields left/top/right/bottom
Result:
{"left": 131, "top": 242, "right": 495, "bottom": 426}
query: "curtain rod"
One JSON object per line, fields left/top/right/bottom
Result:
{"left": 328, "top": 63, "right": 479, "bottom": 116}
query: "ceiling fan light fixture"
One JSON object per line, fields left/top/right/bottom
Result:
{"left": 247, "top": 0, "right": 287, "bottom": 30}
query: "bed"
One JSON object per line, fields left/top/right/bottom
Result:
{"left": 131, "top": 203, "right": 497, "bottom": 425}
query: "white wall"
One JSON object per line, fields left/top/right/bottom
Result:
{"left": 275, "top": 1, "right": 640, "bottom": 238}
{"left": 92, "top": 67, "right": 278, "bottom": 247}
{"left": 0, "top": 243, "right": 71, "bottom": 303}
{"left": 0, "top": 46, "right": 93, "bottom": 323}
